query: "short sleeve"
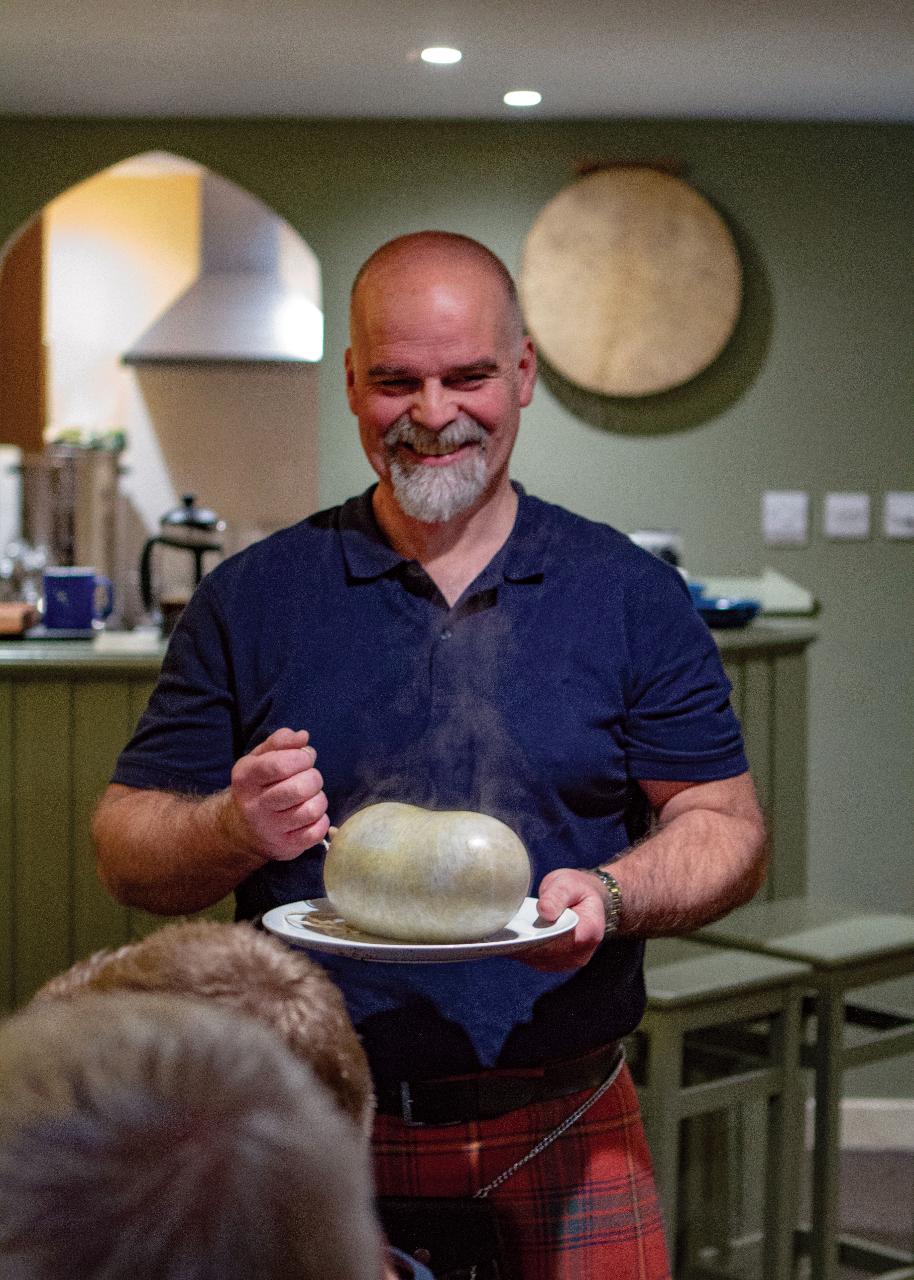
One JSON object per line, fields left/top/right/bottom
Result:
{"left": 111, "top": 577, "right": 238, "bottom": 795}
{"left": 622, "top": 562, "right": 748, "bottom": 782}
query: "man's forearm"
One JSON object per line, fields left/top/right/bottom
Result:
{"left": 93, "top": 784, "right": 268, "bottom": 916}
{"left": 528, "top": 775, "right": 767, "bottom": 972}
{"left": 603, "top": 804, "right": 767, "bottom": 937}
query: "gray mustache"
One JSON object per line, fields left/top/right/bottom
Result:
{"left": 384, "top": 417, "right": 487, "bottom": 453}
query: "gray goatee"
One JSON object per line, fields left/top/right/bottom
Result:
{"left": 384, "top": 416, "right": 488, "bottom": 523}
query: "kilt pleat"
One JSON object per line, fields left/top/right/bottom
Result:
{"left": 373, "top": 1061, "right": 670, "bottom": 1279}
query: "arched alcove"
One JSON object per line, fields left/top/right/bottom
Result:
{"left": 0, "top": 151, "right": 323, "bottom": 627}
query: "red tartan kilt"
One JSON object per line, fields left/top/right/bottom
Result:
{"left": 372, "top": 1060, "right": 670, "bottom": 1280}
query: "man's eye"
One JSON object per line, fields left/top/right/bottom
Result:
{"left": 448, "top": 376, "right": 485, "bottom": 389}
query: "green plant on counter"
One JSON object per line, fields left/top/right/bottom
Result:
{"left": 47, "top": 428, "right": 127, "bottom": 452}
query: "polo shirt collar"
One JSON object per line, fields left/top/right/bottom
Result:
{"left": 502, "top": 483, "right": 550, "bottom": 582}
{"left": 338, "top": 488, "right": 403, "bottom": 581}
{"left": 338, "top": 483, "right": 551, "bottom": 584}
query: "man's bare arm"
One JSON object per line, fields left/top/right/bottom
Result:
{"left": 93, "top": 728, "right": 331, "bottom": 916}
{"left": 533, "top": 772, "right": 767, "bottom": 970}
{"left": 603, "top": 772, "right": 767, "bottom": 934}
{"left": 93, "top": 784, "right": 265, "bottom": 915}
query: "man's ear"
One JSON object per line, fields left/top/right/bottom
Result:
{"left": 344, "top": 348, "right": 357, "bottom": 412}
{"left": 517, "top": 335, "right": 537, "bottom": 408}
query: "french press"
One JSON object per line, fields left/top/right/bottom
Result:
{"left": 139, "top": 493, "right": 226, "bottom": 633}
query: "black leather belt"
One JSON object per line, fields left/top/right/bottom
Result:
{"left": 375, "top": 1042, "right": 623, "bottom": 1127}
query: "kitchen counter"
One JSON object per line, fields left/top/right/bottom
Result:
{"left": 0, "top": 629, "right": 167, "bottom": 674}
{"left": 1, "top": 618, "right": 817, "bottom": 1011}
{"left": 0, "top": 617, "right": 818, "bottom": 667}
{"left": 711, "top": 618, "right": 819, "bottom": 653}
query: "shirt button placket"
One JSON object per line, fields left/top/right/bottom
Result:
{"left": 429, "top": 618, "right": 459, "bottom": 712}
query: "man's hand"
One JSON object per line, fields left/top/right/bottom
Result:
{"left": 519, "top": 868, "right": 609, "bottom": 972}
{"left": 93, "top": 727, "right": 332, "bottom": 915}
{"left": 229, "top": 727, "right": 330, "bottom": 861}
{"left": 516, "top": 774, "right": 766, "bottom": 973}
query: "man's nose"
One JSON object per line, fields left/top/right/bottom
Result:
{"left": 409, "top": 381, "right": 457, "bottom": 430}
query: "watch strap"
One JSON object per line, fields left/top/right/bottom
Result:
{"left": 587, "top": 867, "right": 623, "bottom": 936}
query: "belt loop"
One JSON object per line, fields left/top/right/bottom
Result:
{"left": 399, "top": 1080, "right": 417, "bottom": 1127}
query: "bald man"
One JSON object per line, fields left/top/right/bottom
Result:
{"left": 95, "top": 231, "right": 766, "bottom": 1279}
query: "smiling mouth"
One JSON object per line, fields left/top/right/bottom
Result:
{"left": 396, "top": 437, "right": 483, "bottom": 468}
{"left": 398, "top": 439, "right": 480, "bottom": 462}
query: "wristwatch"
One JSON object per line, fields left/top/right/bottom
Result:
{"left": 587, "top": 867, "right": 623, "bottom": 936}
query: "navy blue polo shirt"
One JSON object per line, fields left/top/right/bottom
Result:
{"left": 114, "top": 484, "right": 747, "bottom": 1082}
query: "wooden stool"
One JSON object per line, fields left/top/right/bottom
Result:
{"left": 696, "top": 898, "right": 914, "bottom": 1280}
{"left": 630, "top": 937, "right": 810, "bottom": 1279}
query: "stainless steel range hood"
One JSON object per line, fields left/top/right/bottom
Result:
{"left": 122, "top": 173, "right": 322, "bottom": 365}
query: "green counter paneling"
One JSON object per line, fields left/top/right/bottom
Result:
{"left": 70, "top": 679, "right": 136, "bottom": 959}
{"left": 0, "top": 641, "right": 233, "bottom": 1008}
{"left": 718, "top": 628, "right": 814, "bottom": 901}
{"left": 12, "top": 678, "right": 73, "bottom": 1000}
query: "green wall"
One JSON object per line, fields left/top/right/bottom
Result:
{"left": 2, "top": 116, "right": 912, "bottom": 1087}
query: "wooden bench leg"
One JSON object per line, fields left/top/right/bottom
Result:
{"left": 765, "top": 988, "right": 804, "bottom": 1280}
{"left": 810, "top": 984, "right": 845, "bottom": 1280}
{"left": 641, "top": 1015, "right": 685, "bottom": 1261}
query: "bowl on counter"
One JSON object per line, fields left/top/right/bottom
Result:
{"left": 694, "top": 595, "right": 762, "bottom": 629}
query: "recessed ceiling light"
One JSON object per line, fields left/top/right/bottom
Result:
{"left": 421, "top": 46, "right": 463, "bottom": 65}
{"left": 503, "top": 90, "right": 542, "bottom": 107}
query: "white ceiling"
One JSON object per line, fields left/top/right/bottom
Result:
{"left": 3, "top": 0, "right": 913, "bottom": 121}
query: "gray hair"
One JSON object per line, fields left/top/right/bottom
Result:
{"left": 0, "top": 992, "right": 384, "bottom": 1280}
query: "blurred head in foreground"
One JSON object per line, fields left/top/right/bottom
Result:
{"left": 34, "top": 920, "right": 374, "bottom": 1134}
{"left": 0, "top": 992, "right": 385, "bottom": 1280}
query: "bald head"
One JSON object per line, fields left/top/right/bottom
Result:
{"left": 350, "top": 232, "right": 524, "bottom": 344}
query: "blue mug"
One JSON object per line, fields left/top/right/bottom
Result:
{"left": 43, "top": 567, "right": 114, "bottom": 631}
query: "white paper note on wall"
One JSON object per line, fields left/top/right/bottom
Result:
{"left": 763, "top": 491, "right": 809, "bottom": 545}
{"left": 884, "top": 492, "right": 914, "bottom": 539}
{"left": 824, "top": 492, "right": 870, "bottom": 539}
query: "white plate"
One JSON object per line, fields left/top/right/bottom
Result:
{"left": 261, "top": 896, "right": 578, "bottom": 963}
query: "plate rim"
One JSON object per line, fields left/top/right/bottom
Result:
{"left": 261, "top": 895, "right": 578, "bottom": 963}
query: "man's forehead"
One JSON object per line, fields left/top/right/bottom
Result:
{"left": 353, "top": 308, "right": 507, "bottom": 371}
{"left": 353, "top": 302, "right": 504, "bottom": 373}
{"left": 365, "top": 356, "right": 501, "bottom": 378}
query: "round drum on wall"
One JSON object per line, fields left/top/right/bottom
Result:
{"left": 518, "top": 166, "right": 743, "bottom": 398}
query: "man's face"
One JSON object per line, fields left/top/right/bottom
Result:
{"left": 346, "top": 257, "right": 536, "bottom": 524}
